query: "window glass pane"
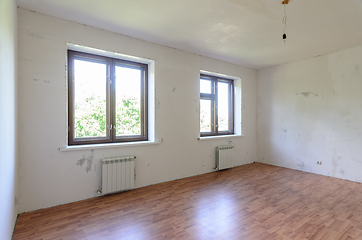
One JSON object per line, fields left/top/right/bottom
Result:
{"left": 115, "top": 66, "right": 141, "bottom": 136}
{"left": 200, "top": 79, "right": 212, "bottom": 94}
{"left": 218, "top": 82, "right": 229, "bottom": 131}
{"left": 74, "top": 59, "right": 107, "bottom": 138}
{"left": 200, "top": 99, "right": 212, "bottom": 132}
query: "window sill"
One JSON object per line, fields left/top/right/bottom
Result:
{"left": 198, "top": 134, "right": 243, "bottom": 140}
{"left": 59, "top": 140, "right": 160, "bottom": 152}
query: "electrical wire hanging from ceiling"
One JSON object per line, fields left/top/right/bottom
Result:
{"left": 282, "top": 0, "right": 289, "bottom": 44}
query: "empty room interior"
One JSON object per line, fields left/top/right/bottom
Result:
{"left": 2, "top": 0, "right": 362, "bottom": 239}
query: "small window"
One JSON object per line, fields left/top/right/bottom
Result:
{"left": 200, "top": 74, "right": 234, "bottom": 137}
{"left": 68, "top": 50, "right": 148, "bottom": 145}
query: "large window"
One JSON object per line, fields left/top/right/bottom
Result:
{"left": 68, "top": 50, "right": 148, "bottom": 145}
{"left": 200, "top": 74, "right": 234, "bottom": 137}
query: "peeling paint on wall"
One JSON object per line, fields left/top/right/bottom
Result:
{"left": 77, "top": 150, "right": 94, "bottom": 173}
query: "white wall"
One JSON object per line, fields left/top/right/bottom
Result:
{"left": 258, "top": 45, "right": 362, "bottom": 182}
{"left": 18, "top": 9, "right": 257, "bottom": 213}
{"left": 0, "top": 0, "right": 18, "bottom": 238}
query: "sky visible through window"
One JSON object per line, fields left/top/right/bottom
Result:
{"left": 200, "top": 79, "right": 211, "bottom": 94}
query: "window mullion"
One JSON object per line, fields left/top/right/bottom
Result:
{"left": 109, "top": 59, "right": 115, "bottom": 142}
{"left": 68, "top": 52, "right": 75, "bottom": 144}
{"left": 214, "top": 79, "right": 219, "bottom": 134}
{"left": 229, "top": 81, "right": 234, "bottom": 134}
{"left": 140, "top": 66, "right": 148, "bottom": 139}
{"left": 140, "top": 67, "right": 145, "bottom": 137}
{"left": 211, "top": 79, "right": 215, "bottom": 134}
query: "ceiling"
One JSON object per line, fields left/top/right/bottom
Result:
{"left": 16, "top": 0, "right": 362, "bottom": 69}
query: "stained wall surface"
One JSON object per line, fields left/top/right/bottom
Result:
{"left": 0, "top": 0, "right": 18, "bottom": 238}
{"left": 258, "top": 45, "right": 362, "bottom": 182}
{"left": 17, "top": 8, "right": 257, "bottom": 213}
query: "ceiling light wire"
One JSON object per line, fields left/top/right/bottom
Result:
{"left": 282, "top": 0, "right": 289, "bottom": 44}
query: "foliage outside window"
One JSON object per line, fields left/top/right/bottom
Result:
{"left": 68, "top": 50, "right": 148, "bottom": 145}
{"left": 200, "top": 74, "right": 234, "bottom": 137}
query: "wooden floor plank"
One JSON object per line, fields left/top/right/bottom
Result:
{"left": 13, "top": 163, "right": 362, "bottom": 239}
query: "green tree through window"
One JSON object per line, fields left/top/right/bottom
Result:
{"left": 68, "top": 50, "right": 148, "bottom": 145}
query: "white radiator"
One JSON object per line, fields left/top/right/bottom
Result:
{"left": 216, "top": 145, "right": 234, "bottom": 170}
{"left": 101, "top": 156, "right": 135, "bottom": 195}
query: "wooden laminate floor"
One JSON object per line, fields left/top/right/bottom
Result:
{"left": 13, "top": 163, "right": 362, "bottom": 240}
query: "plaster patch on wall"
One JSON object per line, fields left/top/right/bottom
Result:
{"left": 296, "top": 92, "right": 319, "bottom": 98}
{"left": 331, "top": 157, "right": 338, "bottom": 177}
{"left": 19, "top": 57, "right": 33, "bottom": 62}
{"left": 296, "top": 160, "right": 305, "bottom": 169}
{"left": 295, "top": 134, "right": 301, "bottom": 145}
{"left": 355, "top": 65, "right": 360, "bottom": 73}
{"left": 21, "top": 29, "right": 52, "bottom": 41}
{"left": 351, "top": 157, "right": 362, "bottom": 164}
{"left": 77, "top": 150, "right": 94, "bottom": 173}
{"left": 296, "top": 159, "right": 311, "bottom": 172}
{"left": 228, "top": 0, "right": 278, "bottom": 20}
{"left": 33, "top": 78, "right": 51, "bottom": 84}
